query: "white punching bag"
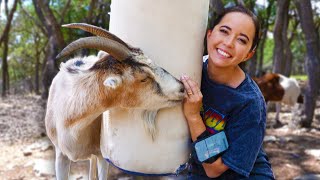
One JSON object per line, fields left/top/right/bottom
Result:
{"left": 101, "top": 0, "right": 209, "bottom": 175}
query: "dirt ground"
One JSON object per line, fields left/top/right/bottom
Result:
{"left": 0, "top": 94, "right": 319, "bottom": 180}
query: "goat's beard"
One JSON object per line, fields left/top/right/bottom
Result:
{"left": 142, "top": 110, "right": 158, "bottom": 140}
{"left": 129, "top": 109, "right": 160, "bottom": 140}
{"left": 167, "top": 100, "right": 183, "bottom": 108}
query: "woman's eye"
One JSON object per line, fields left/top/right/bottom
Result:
{"left": 219, "top": 29, "right": 228, "bottom": 34}
{"left": 238, "top": 38, "right": 247, "bottom": 45}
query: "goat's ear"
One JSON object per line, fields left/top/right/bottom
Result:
{"left": 103, "top": 76, "right": 122, "bottom": 89}
{"left": 98, "top": 51, "right": 108, "bottom": 59}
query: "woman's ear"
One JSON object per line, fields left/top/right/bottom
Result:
{"left": 244, "top": 50, "right": 255, "bottom": 61}
{"left": 207, "top": 29, "right": 212, "bottom": 39}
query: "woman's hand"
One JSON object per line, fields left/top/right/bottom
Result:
{"left": 180, "top": 75, "right": 203, "bottom": 122}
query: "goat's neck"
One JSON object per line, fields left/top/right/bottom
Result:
{"left": 63, "top": 72, "right": 116, "bottom": 129}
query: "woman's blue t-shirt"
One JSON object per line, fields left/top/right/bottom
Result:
{"left": 188, "top": 59, "right": 274, "bottom": 179}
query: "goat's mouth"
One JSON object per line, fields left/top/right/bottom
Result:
{"left": 168, "top": 99, "right": 183, "bottom": 104}
{"left": 165, "top": 93, "right": 184, "bottom": 105}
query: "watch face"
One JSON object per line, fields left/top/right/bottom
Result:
{"left": 195, "top": 131, "right": 229, "bottom": 162}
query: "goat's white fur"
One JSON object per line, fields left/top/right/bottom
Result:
{"left": 274, "top": 74, "right": 302, "bottom": 123}
{"left": 278, "top": 74, "right": 301, "bottom": 106}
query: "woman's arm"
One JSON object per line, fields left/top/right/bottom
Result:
{"left": 203, "top": 157, "right": 229, "bottom": 178}
{"left": 180, "top": 75, "right": 229, "bottom": 177}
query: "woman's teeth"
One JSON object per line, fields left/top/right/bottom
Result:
{"left": 217, "top": 49, "right": 231, "bottom": 58}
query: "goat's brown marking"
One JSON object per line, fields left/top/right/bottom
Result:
{"left": 48, "top": 128, "right": 57, "bottom": 138}
{"left": 117, "top": 73, "right": 145, "bottom": 108}
{"left": 64, "top": 105, "right": 100, "bottom": 128}
{"left": 253, "top": 73, "right": 285, "bottom": 102}
{"left": 95, "top": 70, "right": 120, "bottom": 108}
{"left": 130, "top": 76, "right": 155, "bottom": 106}
{"left": 90, "top": 55, "right": 124, "bottom": 75}
{"left": 89, "top": 115, "right": 102, "bottom": 150}
{"left": 45, "top": 108, "right": 56, "bottom": 138}
{"left": 64, "top": 72, "right": 119, "bottom": 128}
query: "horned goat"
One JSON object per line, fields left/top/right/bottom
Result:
{"left": 253, "top": 73, "right": 303, "bottom": 126}
{"left": 45, "top": 23, "right": 185, "bottom": 180}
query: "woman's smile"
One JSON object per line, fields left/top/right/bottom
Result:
{"left": 217, "top": 48, "right": 232, "bottom": 58}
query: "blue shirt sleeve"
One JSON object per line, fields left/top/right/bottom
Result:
{"left": 221, "top": 99, "right": 266, "bottom": 177}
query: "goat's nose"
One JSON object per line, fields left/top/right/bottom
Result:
{"left": 177, "top": 80, "right": 185, "bottom": 93}
{"left": 180, "top": 86, "right": 185, "bottom": 93}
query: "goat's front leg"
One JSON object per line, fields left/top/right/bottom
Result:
{"left": 55, "top": 148, "right": 71, "bottom": 180}
{"left": 97, "top": 154, "right": 109, "bottom": 180}
{"left": 275, "top": 102, "right": 282, "bottom": 126}
{"left": 89, "top": 154, "right": 109, "bottom": 180}
{"left": 89, "top": 154, "right": 98, "bottom": 180}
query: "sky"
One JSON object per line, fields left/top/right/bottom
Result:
{"left": 0, "top": 0, "right": 13, "bottom": 19}
{"left": 256, "top": 0, "right": 268, "bottom": 7}
{"left": 0, "top": 0, "right": 9, "bottom": 12}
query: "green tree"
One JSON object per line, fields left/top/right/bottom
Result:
{"left": 0, "top": 0, "right": 19, "bottom": 97}
{"left": 295, "top": 0, "right": 320, "bottom": 127}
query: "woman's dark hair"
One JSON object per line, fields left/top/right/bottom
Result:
{"left": 209, "top": 6, "right": 261, "bottom": 51}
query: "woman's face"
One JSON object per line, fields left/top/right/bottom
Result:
{"left": 207, "top": 12, "right": 255, "bottom": 68}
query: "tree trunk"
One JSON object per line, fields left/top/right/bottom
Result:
{"left": 248, "top": 53, "right": 257, "bottom": 77}
{"left": 205, "top": 0, "right": 224, "bottom": 55}
{"left": 273, "top": 0, "right": 290, "bottom": 74}
{"left": 287, "top": 18, "right": 300, "bottom": 74}
{"left": 284, "top": 20, "right": 298, "bottom": 76}
{"left": 0, "top": 0, "right": 19, "bottom": 97}
{"left": 235, "top": 0, "right": 245, "bottom": 6}
{"left": 2, "top": 35, "right": 9, "bottom": 97}
{"left": 294, "top": 0, "right": 320, "bottom": 127}
{"left": 281, "top": 0, "right": 292, "bottom": 76}
{"left": 257, "top": 0, "right": 274, "bottom": 76}
{"left": 243, "top": 0, "right": 257, "bottom": 75}
{"left": 33, "top": 0, "right": 66, "bottom": 99}
{"left": 0, "top": 0, "right": 2, "bottom": 14}
{"left": 34, "top": 34, "right": 41, "bottom": 95}
{"left": 209, "top": 0, "right": 224, "bottom": 22}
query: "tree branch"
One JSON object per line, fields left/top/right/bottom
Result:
{"left": 59, "top": 0, "right": 71, "bottom": 24}
{"left": 86, "top": 0, "right": 98, "bottom": 23}
{"left": 32, "top": 0, "right": 50, "bottom": 34}
{"left": 0, "top": 0, "right": 19, "bottom": 45}
{"left": 19, "top": 2, "right": 47, "bottom": 35}
{"left": 0, "top": 0, "right": 2, "bottom": 15}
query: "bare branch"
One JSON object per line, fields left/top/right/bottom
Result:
{"left": 0, "top": 0, "right": 19, "bottom": 45}
{"left": 236, "top": 0, "right": 245, "bottom": 6}
{"left": 19, "top": 2, "right": 47, "bottom": 35}
{"left": 86, "top": 0, "right": 98, "bottom": 23}
{"left": 0, "top": 0, "right": 2, "bottom": 15}
{"left": 59, "top": 0, "right": 72, "bottom": 24}
{"left": 5, "top": 0, "right": 9, "bottom": 15}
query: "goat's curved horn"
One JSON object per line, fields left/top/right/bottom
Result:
{"left": 56, "top": 36, "right": 131, "bottom": 61}
{"left": 62, "top": 23, "right": 130, "bottom": 49}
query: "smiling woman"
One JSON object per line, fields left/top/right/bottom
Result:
{"left": 180, "top": 5, "right": 275, "bottom": 179}
{"left": 205, "top": 12, "right": 256, "bottom": 86}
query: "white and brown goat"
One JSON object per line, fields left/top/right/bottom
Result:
{"left": 253, "top": 73, "right": 303, "bottom": 126}
{"left": 45, "top": 23, "right": 185, "bottom": 180}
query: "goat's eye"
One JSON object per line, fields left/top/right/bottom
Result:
{"left": 141, "top": 77, "right": 150, "bottom": 82}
